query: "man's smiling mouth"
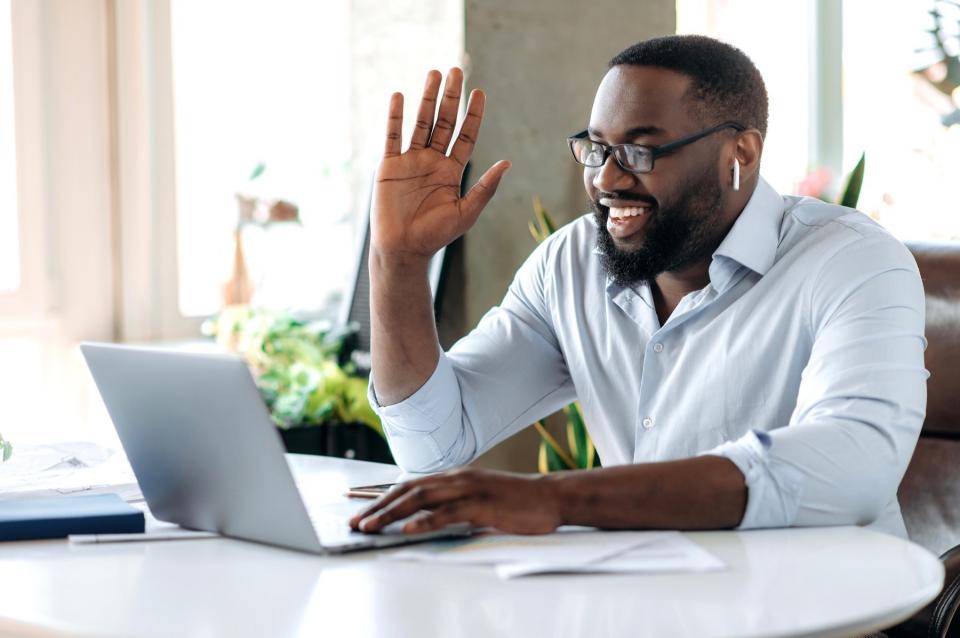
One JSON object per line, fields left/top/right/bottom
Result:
{"left": 608, "top": 205, "right": 652, "bottom": 219}
{"left": 599, "top": 197, "right": 656, "bottom": 240}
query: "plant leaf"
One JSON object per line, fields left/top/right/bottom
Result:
{"left": 564, "top": 402, "right": 590, "bottom": 469}
{"left": 538, "top": 439, "right": 568, "bottom": 473}
{"left": 839, "top": 152, "right": 865, "bottom": 209}
{"left": 533, "top": 421, "right": 575, "bottom": 470}
{"left": 585, "top": 436, "right": 597, "bottom": 469}
{"left": 528, "top": 220, "right": 543, "bottom": 243}
{"left": 538, "top": 441, "right": 551, "bottom": 474}
{"left": 248, "top": 162, "right": 266, "bottom": 181}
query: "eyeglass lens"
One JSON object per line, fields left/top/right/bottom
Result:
{"left": 571, "top": 139, "right": 653, "bottom": 173}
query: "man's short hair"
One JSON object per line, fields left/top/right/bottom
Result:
{"left": 609, "top": 35, "right": 769, "bottom": 139}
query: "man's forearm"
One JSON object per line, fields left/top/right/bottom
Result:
{"left": 548, "top": 455, "right": 747, "bottom": 530}
{"left": 369, "top": 249, "right": 442, "bottom": 406}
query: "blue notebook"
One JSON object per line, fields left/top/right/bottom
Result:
{"left": 0, "top": 493, "right": 145, "bottom": 541}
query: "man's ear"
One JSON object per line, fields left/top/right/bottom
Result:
{"left": 733, "top": 129, "right": 763, "bottom": 182}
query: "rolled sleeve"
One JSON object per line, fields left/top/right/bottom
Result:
{"left": 710, "top": 231, "right": 927, "bottom": 532}
{"left": 367, "top": 235, "right": 576, "bottom": 473}
{"left": 368, "top": 354, "right": 475, "bottom": 472}
{"left": 705, "top": 430, "right": 804, "bottom": 529}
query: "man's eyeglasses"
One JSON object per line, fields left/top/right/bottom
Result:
{"left": 566, "top": 121, "right": 745, "bottom": 174}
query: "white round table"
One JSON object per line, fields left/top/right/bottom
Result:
{"left": 0, "top": 456, "right": 944, "bottom": 637}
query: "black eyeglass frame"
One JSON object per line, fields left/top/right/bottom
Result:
{"left": 567, "top": 121, "right": 746, "bottom": 174}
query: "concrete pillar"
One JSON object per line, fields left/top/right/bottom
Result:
{"left": 457, "top": 1, "right": 676, "bottom": 471}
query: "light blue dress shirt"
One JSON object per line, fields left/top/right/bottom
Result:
{"left": 369, "top": 177, "right": 928, "bottom": 535}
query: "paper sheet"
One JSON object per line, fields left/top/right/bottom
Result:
{"left": 0, "top": 442, "right": 142, "bottom": 503}
{"left": 387, "top": 527, "right": 724, "bottom": 578}
{"left": 494, "top": 532, "right": 725, "bottom": 579}
{"left": 390, "top": 528, "right": 664, "bottom": 564}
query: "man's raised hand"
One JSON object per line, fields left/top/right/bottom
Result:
{"left": 371, "top": 68, "right": 511, "bottom": 264}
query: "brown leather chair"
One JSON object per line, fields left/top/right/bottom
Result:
{"left": 880, "top": 242, "right": 960, "bottom": 637}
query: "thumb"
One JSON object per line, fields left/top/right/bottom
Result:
{"left": 459, "top": 160, "right": 511, "bottom": 226}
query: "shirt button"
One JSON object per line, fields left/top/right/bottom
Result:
{"left": 642, "top": 417, "right": 654, "bottom": 429}
{"left": 653, "top": 342, "right": 664, "bottom": 353}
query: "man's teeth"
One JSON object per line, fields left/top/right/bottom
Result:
{"left": 608, "top": 206, "right": 650, "bottom": 219}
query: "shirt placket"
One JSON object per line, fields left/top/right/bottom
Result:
{"left": 625, "top": 283, "right": 721, "bottom": 462}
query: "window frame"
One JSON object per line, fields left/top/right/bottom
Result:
{"left": 110, "top": 0, "right": 202, "bottom": 341}
{"left": 0, "top": 0, "right": 48, "bottom": 322}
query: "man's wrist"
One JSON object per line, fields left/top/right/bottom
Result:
{"left": 369, "top": 247, "right": 432, "bottom": 276}
{"left": 539, "top": 470, "right": 578, "bottom": 527}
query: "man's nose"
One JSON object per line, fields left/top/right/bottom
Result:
{"left": 592, "top": 154, "right": 636, "bottom": 193}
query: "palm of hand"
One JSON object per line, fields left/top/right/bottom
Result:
{"left": 374, "top": 149, "right": 467, "bottom": 259}
{"left": 371, "top": 68, "right": 510, "bottom": 262}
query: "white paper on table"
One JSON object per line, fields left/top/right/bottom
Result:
{"left": 387, "top": 527, "right": 672, "bottom": 566}
{"left": 0, "top": 442, "right": 142, "bottom": 503}
{"left": 495, "top": 532, "right": 725, "bottom": 579}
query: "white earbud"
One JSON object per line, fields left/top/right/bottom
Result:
{"left": 732, "top": 159, "right": 740, "bottom": 192}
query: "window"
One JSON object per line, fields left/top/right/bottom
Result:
{"left": 167, "top": 0, "right": 464, "bottom": 319}
{"left": 0, "top": 0, "right": 18, "bottom": 294}
{"left": 843, "top": 0, "right": 960, "bottom": 241}
{"left": 679, "top": 0, "right": 960, "bottom": 243}
{"left": 676, "top": 0, "right": 814, "bottom": 196}
{"left": 169, "top": 1, "right": 355, "bottom": 317}
{"left": 0, "top": 0, "right": 464, "bottom": 448}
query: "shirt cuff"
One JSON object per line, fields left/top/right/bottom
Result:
{"left": 703, "top": 430, "right": 805, "bottom": 529}
{"left": 367, "top": 354, "right": 465, "bottom": 471}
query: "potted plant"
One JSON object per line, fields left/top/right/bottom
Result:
{"left": 203, "top": 308, "right": 392, "bottom": 463}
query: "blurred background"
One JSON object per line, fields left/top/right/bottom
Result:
{"left": 1, "top": 0, "right": 958, "bottom": 471}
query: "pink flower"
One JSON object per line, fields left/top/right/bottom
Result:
{"left": 797, "top": 167, "right": 833, "bottom": 199}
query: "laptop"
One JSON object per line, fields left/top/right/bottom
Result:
{"left": 80, "top": 342, "right": 470, "bottom": 554}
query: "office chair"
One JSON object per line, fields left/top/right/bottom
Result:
{"left": 870, "top": 242, "right": 960, "bottom": 638}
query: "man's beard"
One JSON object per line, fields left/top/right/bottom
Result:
{"left": 592, "top": 163, "right": 726, "bottom": 287}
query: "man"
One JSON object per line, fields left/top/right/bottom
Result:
{"left": 350, "top": 35, "right": 927, "bottom": 537}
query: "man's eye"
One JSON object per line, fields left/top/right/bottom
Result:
{"left": 585, "top": 146, "right": 605, "bottom": 164}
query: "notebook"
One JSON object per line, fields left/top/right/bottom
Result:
{"left": 0, "top": 493, "right": 145, "bottom": 541}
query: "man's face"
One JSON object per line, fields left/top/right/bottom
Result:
{"left": 585, "top": 65, "right": 732, "bottom": 287}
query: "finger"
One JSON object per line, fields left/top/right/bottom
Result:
{"left": 384, "top": 92, "right": 404, "bottom": 158}
{"left": 429, "top": 67, "right": 463, "bottom": 154}
{"left": 402, "top": 502, "right": 480, "bottom": 534}
{"left": 356, "top": 482, "right": 471, "bottom": 533}
{"left": 349, "top": 480, "right": 418, "bottom": 528}
{"left": 409, "top": 70, "right": 442, "bottom": 150}
{"left": 449, "top": 89, "right": 485, "bottom": 167}
{"left": 348, "top": 469, "right": 477, "bottom": 529}
{"left": 349, "top": 475, "right": 449, "bottom": 528}
{"left": 459, "top": 160, "right": 512, "bottom": 224}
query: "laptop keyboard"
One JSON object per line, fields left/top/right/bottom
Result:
{"left": 307, "top": 511, "right": 360, "bottom": 542}
{"left": 304, "top": 501, "right": 406, "bottom": 545}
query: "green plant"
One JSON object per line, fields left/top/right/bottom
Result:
{"left": 799, "top": 153, "right": 866, "bottom": 209}
{"left": 202, "top": 308, "right": 383, "bottom": 436}
{"left": 529, "top": 197, "right": 600, "bottom": 473}
{"left": 839, "top": 153, "right": 866, "bottom": 209}
{"left": 0, "top": 432, "right": 11, "bottom": 462}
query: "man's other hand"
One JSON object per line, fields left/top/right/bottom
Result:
{"left": 349, "top": 468, "right": 562, "bottom": 535}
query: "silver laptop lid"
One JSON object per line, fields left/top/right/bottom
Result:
{"left": 81, "top": 343, "right": 323, "bottom": 554}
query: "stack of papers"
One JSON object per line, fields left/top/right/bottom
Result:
{"left": 0, "top": 442, "right": 142, "bottom": 503}
{"left": 387, "top": 528, "right": 724, "bottom": 579}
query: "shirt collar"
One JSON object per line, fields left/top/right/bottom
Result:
{"left": 710, "top": 176, "right": 784, "bottom": 287}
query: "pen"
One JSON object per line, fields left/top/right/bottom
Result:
{"left": 68, "top": 530, "right": 218, "bottom": 544}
